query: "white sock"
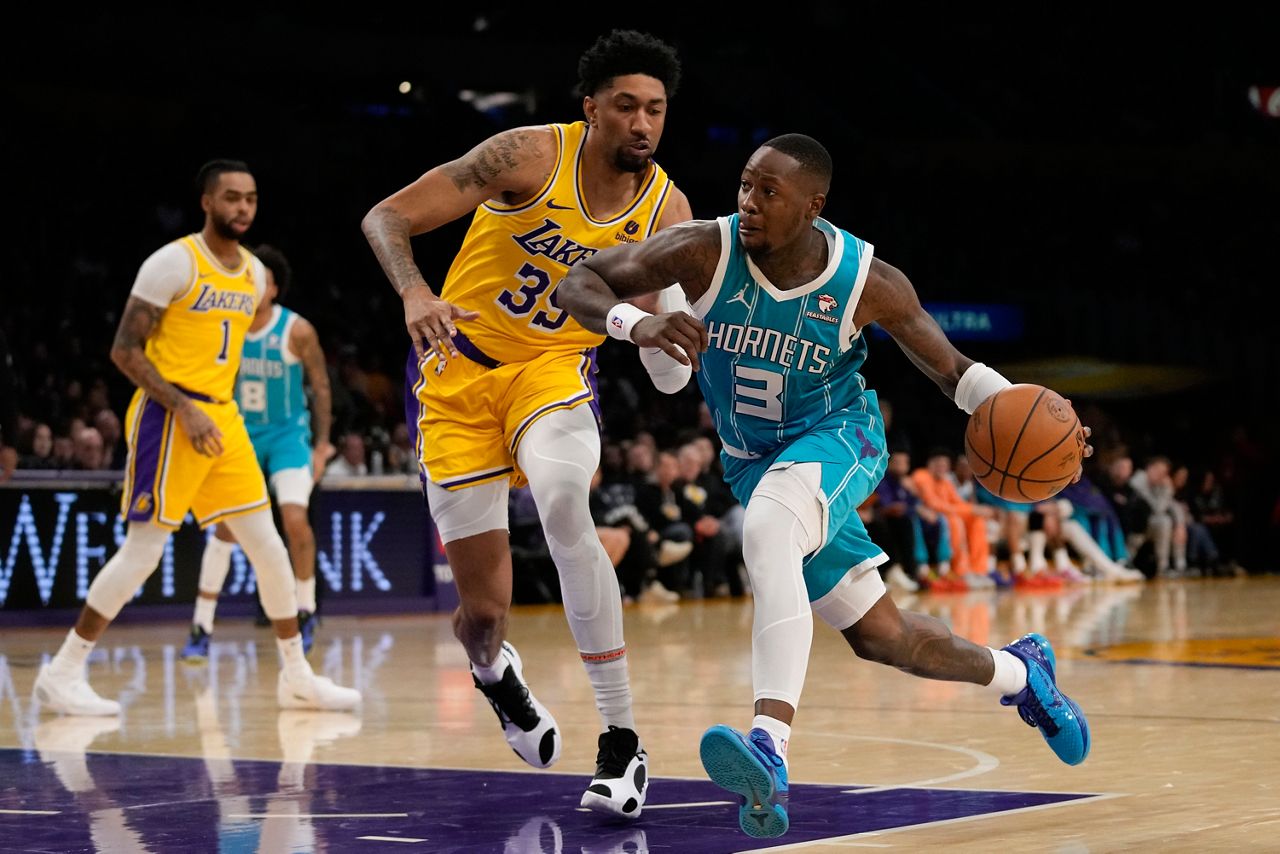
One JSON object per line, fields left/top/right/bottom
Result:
{"left": 193, "top": 597, "right": 217, "bottom": 633}
{"left": 277, "top": 635, "right": 310, "bottom": 679}
{"left": 987, "top": 648, "right": 1029, "bottom": 697}
{"left": 471, "top": 647, "right": 508, "bottom": 684}
{"left": 296, "top": 577, "right": 317, "bottom": 614}
{"left": 752, "top": 714, "right": 791, "bottom": 768}
{"left": 51, "top": 628, "right": 95, "bottom": 674}
{"left": 583, "top": 650, "right": 636, "bottom": 732}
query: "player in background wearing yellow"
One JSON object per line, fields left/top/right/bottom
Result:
{"left": 34, "top": 160, "right": 359, "bottom": 715}
{"left": 181, "top": 245, "right": 335, "bottom": 660}
{"left": 362, "top": 31, "right": 691, "bottom": 818}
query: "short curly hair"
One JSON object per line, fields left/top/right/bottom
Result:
{"left": 576, "top": 30, "right": 681, "bottom": 99}
{"left": 252, "top": 244, "right": 292, "bottom": 299}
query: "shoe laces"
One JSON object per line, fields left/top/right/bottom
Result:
{"left": 1011, "top": 683, "right": 1062, "bottom": 737}
{"left": 594, "top": 725, "right": 640, "bottom": 778}
{"left": 749, "top": 729, "right": 785, "bottom": 770}
{"left": 476, "top": 668, "right": 539, "bottom": 730}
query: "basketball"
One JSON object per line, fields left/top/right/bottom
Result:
{"left": 964, "top": 383, "right": 1084, "bottom": 502}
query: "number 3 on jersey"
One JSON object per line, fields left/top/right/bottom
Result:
{"left": 734, "top": 365, "right": 783, "bottom": 422}
{"left": 496, "top": 262, "right": 568, "bottom": 332}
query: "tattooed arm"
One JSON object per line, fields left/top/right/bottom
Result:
{"left": 559, "top": 220, "right": 721, "bottom": 369}
{"left": 361, "top": 126, "right": 555, "bottom": 359}
{"left": 110, "top": 297, "right": 223, "bottom": 456}
{"left": 290, "top": 316, "right": 335, "bottom": 482}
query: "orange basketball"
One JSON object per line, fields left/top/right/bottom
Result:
{"left": 964, "top": 383, "right": 1084, "bottom": 502}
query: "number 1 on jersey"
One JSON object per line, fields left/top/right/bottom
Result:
{"left": 215, "top": 319, "right": 231, "bottom": 364}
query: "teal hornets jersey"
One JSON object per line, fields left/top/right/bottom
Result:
{"left": 692, "top": 214, "right": 875, "bottom": 459}
{"left": 237, "top": 305, "right": 310, "bottom": 431}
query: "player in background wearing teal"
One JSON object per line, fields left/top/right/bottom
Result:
{"left": 560, "top": 134, "right": 1091, "bottom": 840}
{"left": 182, "top": 246, "right": 335, "bottom": 658}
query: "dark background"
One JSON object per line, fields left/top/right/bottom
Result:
{"left": 4, "top": 8, "right": 1278, "bottom": 553}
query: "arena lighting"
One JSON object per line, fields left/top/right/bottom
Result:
{"left": 1247, "top": 85, "right": 1280, "bottom": 117}
{"left": 398, "top": 81, "right": 412, "bottom": 95}
{"left": 457, "top": 89, "right": 536, "bottom": 115}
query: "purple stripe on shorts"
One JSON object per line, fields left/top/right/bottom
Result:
{"left": 404, "top": 345, "right": 427, "bottom": 488}
{"left": 126, "top": 397, "right": 168, "bottom": 522}
{"left": 582, "top": 347, "right": 603, "bottom": 428}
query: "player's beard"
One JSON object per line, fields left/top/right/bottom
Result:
{"left": 613, "top": 147, "right": 650, "bottom": 173}
{"left": 210, "top": 211, "right": 246, "bottom": 241}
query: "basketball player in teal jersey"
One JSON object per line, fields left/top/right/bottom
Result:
{"left": 181, "top": 245, "right": 335, "bottom": 659}
{"left": 560, "top": 134, "right": 1091, "bottom": 839}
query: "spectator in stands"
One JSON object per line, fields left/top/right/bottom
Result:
{"left": 868, "top": 450, "right": 923, "bottom": 592}
{"left": 385, "top": 422, "right": 418, "bottom": 475}
{"left": 72, "top": 426, "right": 105, "bottom": 471}
{"left": 1103, "top": 454, "right": 1152, "bottom": 564}
{"left": 1129, "top": 455, "right": 1188, "bottom": 578}
{"left": 52, "top": 434, "right": 76, "bottom": 468}
{"left": 1060, "top": 474, "right": 1129, "bottom": 565}
{"left": 634, "top": 450, "right": 692, "bottom": 601}
{"left": 589, "top": 465, "right": 657, "bottom": 604}
{"left": 675, "top": 443, "right": 738, "bottom": 597}
{"left": 1173, "top": 465, "right": 1220, "bottom": 575}
{"left": 93, "top": 409, "right": 125, "bottom": 470}
{"left": 0, "top": 428, "right": 16, "bottom": 483}
{"left": 912, "top": 448, "right": 995, "bottom": 589}
{"left": 324, "top": 433, "right": 368, "bottom": 479}
{"left": 1191, "top": 469, "right": 1244, "bottom": 575}
{"left": 19, "top": 423, "right": 58, "bottom": 470}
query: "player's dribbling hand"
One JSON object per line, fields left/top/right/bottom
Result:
{"left": 178, "top": 402, "right": 223, "bottom": 457}
{"left": 403, "top": 286, "right": 480, "bottom": 361}
{"left": 631, "top": 312, "right": 709, "bottom": 371}
{"left": 1069, "top": 405, "right": 1094, "bottom": 484}
{"left": 312, "top": 441, "right": 336, "bottom": 484}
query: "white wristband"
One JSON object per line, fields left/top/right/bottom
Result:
{"left": 606, "top": 303, "right": 652, "bottom": 343}
{"left": 954, "top": 362, "right": 1012, "bottom": 414}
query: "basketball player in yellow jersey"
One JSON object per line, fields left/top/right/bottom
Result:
{"left": 34, "top": 160, "right": 360, "bottom": 716}
{"left": 363, "top": 31, "right": 691, "bottom": 819}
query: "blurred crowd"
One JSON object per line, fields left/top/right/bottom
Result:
{"left": 0, "top": 336, "right": 1268, "bottom": 607}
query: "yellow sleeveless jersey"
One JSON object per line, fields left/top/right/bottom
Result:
{"left": 146, "top": 235, "right": 259, "bottom": 402}
{"left": 439, "top": 121, "right": 676, "bottom": 364}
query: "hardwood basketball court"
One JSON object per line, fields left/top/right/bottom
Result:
{"left": 1, "top": 577, "right": 1276, "bottom": 851}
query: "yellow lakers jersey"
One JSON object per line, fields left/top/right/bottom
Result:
{"left": 440, "top": 121, "right": 676, "bottom": 363}
{"left": 145, "top": 234, "right": 259, "bottom": 401}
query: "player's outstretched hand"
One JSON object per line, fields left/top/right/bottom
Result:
{"left": 403, "top": 286, "right": 480, "bottom": 361}
{"left": 178, "top": 402, "right": 223, "bottom": 457}
{"left": 632, "top": 312, "right": 708, "bottom": 371}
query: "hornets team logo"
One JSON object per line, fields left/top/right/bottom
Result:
{"left": 133, "top": 493, "right": 153, "bottom": 514}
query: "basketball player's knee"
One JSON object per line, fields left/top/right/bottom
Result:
{"left": 280, "top": 508, "right": 312, "bottom": 549}
{"left": 534, "top": 481, "right": 592, "bottom": 544}
{"left": 845, "top": 613, "right": 908, "bottom": 667}
{"left": 84, "top": 524, "right": 170, "bottom": 619}
{"left": 459, "top": 598, "right": 508, "bottom": 634}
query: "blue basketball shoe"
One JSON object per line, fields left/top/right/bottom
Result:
{"left": 298, "top": 611, "right": 318, "bottom": 655}
{"left": 699, "top": 725, "right": 789, "bottom": 838}
{"left": 180, "top": 625, "right": 211, "bottom": 662}
{"left": 1000, "top": 632, "right": 1090, "bottom": 765}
